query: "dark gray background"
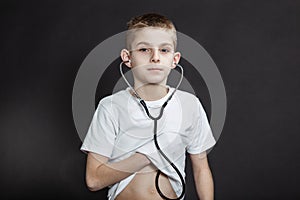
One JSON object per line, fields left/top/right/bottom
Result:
{"left": 1, "top": 0, "right": 299, "bottom": 199}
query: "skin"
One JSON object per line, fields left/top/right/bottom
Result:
{"left": 85, "top": 27, "right": 214, "bottom": 200}
{"left": 121, "top": 27, "right": 181, "bottom": 101}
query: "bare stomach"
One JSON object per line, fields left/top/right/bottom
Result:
{"left": 115, "top": 164, "right": 178, "bottom": 200}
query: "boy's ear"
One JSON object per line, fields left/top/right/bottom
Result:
{"left": 172, "top": 52, "right": 181, "bottom": 68}
{"left": 120, "top": 49, "right": 132, "bottom": 68}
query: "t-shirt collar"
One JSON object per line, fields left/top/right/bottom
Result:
{"left": 126, "top": 85, "right": 174, "bottom": 108}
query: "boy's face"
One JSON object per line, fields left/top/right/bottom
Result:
{"left": 121, "top": 27, "right": 181, "bottom": 88}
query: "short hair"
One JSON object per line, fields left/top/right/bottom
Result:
{"left": 127, "top": 13, "right": 176, "bottom": 30}
{"left": 125, "top": 13, "right": 177, "bottom": 49}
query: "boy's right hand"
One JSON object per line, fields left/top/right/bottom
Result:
{"left": 135, "top": 139, "right": 170, "bottom": 170}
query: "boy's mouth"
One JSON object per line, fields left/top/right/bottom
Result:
{"left": 148, "top": 67, "right": 163, "bottom": 71}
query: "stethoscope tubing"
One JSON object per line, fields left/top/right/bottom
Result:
{"left": 119, "top": 61, "right": 185, "bottom": 200}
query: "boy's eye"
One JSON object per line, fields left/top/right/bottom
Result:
{"left": 160, "top": 48, "right": 170, "bottom": 53}
{"left": 135, "top": 47, "right": 173, "bottom": 55}
{"left": 138, "top": 48, "right": 151, "bottom": 53}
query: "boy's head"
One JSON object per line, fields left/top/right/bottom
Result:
{"left": 121, "top": 13, "right": 181, "bottom": 88}
{"left": 125, "top": 13, "right": 177, "bottom": 50}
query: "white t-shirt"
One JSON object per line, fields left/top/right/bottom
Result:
{"left": 80, "top": 85, "right": 216, "bottom": 199}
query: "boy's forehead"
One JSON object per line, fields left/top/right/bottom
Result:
{"left": 127, "top": 27, "right": 175, "bottom": 48}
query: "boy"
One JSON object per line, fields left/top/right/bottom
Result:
{"left": 80, "top": 13, "right": 216, "bottom": 200}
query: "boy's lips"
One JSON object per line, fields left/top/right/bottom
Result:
{"left": 147, "top": 67, "right": 163, "bottom": 71}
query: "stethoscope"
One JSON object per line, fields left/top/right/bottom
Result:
{"left": 119, "top": 60, "right": 185, "bottom": 200}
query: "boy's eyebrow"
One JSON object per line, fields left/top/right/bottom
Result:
{"left": 135, "top": 42, "right": 151, "bottom": 46}
{"left": 159, "top": 42, "right": 174, "bottom": 47}
{"left": 135, "top": 41, "right": 174, "bottom": 47}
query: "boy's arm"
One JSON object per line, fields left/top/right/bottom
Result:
{"left": 190, "top": 151, "right": 214, "bottom": 200}
{"left": 85, "top": 152, "right": 150, "bottom": 191}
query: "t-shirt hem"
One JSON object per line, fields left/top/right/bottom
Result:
{"left": 80, "top": 144, "right": 112, "bottom": 158}
{"left": 187, "top": 139, "right": 216, "bottom": 155}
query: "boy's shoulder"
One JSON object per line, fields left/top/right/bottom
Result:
{"left": 97, "top": 88, "right": 129, "bottom": 107}
{"left": 175, "top": 89, "right": 200, "bottom": 104}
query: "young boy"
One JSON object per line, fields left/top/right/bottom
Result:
{"left": 80, "top": 13, "right": 216, "bottom": 200}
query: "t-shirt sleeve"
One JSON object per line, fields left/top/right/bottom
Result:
{"left": 186, "top": 98, "right": 216, "bottom": 154}
{"left": 80, "top": 100, "right": 117, "bottom": 158}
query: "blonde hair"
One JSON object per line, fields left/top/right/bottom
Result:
{"left": 125, "top": 13, "right": 177, "bottom": 49}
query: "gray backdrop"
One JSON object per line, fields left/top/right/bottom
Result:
{"left": 1, "top": 0, "right": 299, "bottom": 199}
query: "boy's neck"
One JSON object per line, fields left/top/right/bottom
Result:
{"left": 131, "top": 84, "right": 169, "bottom": 101}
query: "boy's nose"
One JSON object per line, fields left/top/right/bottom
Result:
{"left": 150, "top": 49, "right": 160, "bottom": 63}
